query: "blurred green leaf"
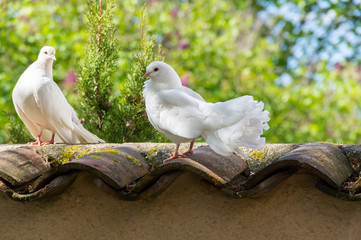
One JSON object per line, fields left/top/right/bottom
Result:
{"left": 1, "top": 0, "right": 361, "bottom": 144}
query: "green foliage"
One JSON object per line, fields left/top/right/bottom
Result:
{"left": 76, "top": 0, "right": 119, "bottom": 137}
{"left": 115, "top": 9, "right": 165, "bottom": 142}
{"left": 3, "top": 112, "right": 32, "bottom": 144}
{"left": 1, "top": 0, "right": 361, "bottom": 145}
{"left": 76, "top": 2, "right": 164, "bottom": 143}
{"left": 265, "top": 63, "right": 361, "bottom": 143}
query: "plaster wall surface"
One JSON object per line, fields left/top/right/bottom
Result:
{"left": 0, "top": 172, "right": 360, "bottom": 240}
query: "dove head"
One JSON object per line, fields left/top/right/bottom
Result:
{"left": 143, "top": 61, "right": 182, "bottom": 89}
{"left": 38, "top": 46, "right": 56, "bottom": 62}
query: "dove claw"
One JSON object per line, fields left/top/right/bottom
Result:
{"left": 41, "top": 133, "right": 55, "bottom": 146}
{"left": 163, "top": 155, "right": 179, "bottom": 162}
{"left": 179, "top": 149, "right": 194, "bottom": 157}
{"left": 42, "top": 141, "right": 54, "bottom": 146}
{"left": 179, "top": 141, "right": 195, "bottom": 158}
{"left": 27, "top": 136, "right": 42, "bottom": 146}
{"left": 27, "top": 140, "right": 42, "bottom": 146}
{"left": 163, "top": 144, "right": 181, "bottom": 163}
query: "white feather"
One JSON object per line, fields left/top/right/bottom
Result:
{"left": 142, "top": 61, "right": 269, "bottom": 156}
{"left": 12, "top": 46, "right": 104, "bottom": 144}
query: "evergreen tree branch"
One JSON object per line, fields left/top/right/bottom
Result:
{"left": 97, "top": 0, "right": 102, "bottom": 51}
{"left": 77, "top": 0, "right": 118, "bottom": 135}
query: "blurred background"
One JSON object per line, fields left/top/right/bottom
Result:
{"left": 1, "top": 0, "right": 361, "bottom": 144}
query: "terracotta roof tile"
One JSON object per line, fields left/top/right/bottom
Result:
{"left": 0, "top": 142, "right": 358, "bottom": 201}
{"left": 0, "top": 146, "right": 49, "bottom": 186}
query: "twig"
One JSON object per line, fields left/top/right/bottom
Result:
{"left": 96, "top": 0, "right": 103, "bottom": 130}
{"left": 139, "top": 4, "right": 147, "bottom": 70}
{"left": 97, "top": 0, "right": 102, "bottom": 52}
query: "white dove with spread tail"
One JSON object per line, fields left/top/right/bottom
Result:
{"left": 142, "top": 61, "right": 270, "bottom": 162}
{"left": 12, "top": 46, "right": 104, "bottom": 145}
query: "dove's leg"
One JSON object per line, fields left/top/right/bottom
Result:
{"left": 164, "top": 144, "right": 181, "bottom": 162}
{"left": 28, "top": 135, "right": 42, "bottom": 146}
{"left": 180, "top": 140, "right": 195, "bottom": 157}
{"left": 42, "top": 133, "right": 55, "bottom": 145}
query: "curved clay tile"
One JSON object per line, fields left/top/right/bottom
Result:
{"left": 32, "top": 144, "right": 150, "bottom": 191}
{"left": 0, "top": 142, "right": 358, "bottom": 201}
{"left": 226, "top": 143, "right": 353, "bottom": 198}
{"left": 0, "top": 146, "right": 49, "bottom": 186}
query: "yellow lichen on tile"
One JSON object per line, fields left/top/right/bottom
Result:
{"left": 113, "top": 159, "right": 121, "bottom": 164}
{"left": 77, "top": 148, "right": 90, "bottom": 159}
{"left": 120, "top": 153, "right": 141, "bottom": 166}
{"left": 249, "top": 150, "right": 267, "bottom": 163}
{"left": 101, "top": 149, "right": 119, "bottom": 154}
{"left": 146, "top": 147, "right": 158, "bottom": 161}
{"left": 89, "top": 154, "right": 103, "bottom": 160}
{"left": 321, "top": 142, "right": 344, "bottom": 147}
{"left": 50, "top": 145, "right": 85, "bottom": 166}
{"left": 50, "top": 146, "right": 143, "bottom": 167}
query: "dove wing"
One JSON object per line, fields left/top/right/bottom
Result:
{"left": 156, "top": 87, "right": 259, "bottom": 139}
{"left": 179, "top": 86, "right": 205, "bottom": 102}
{"left": 155, "top": 88, "right": 208, "bottom": 139}
{"left": 13, "top": 102, "right": 39, "bottom": 139}
{"left": 35, "top": 77, "right": 78, "bottom": 142}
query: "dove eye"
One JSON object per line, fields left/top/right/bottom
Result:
{"left": 44, "top": 51, "right": 48, "bottom": 54}
{"left": 154, "top": 68, "right": 159, "bottom": 72}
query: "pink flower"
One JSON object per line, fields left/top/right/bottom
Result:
{"left": 178, "top": 39, "right": 190, "bottom": 50}
{"left": 171, "top": 7, "right": 178, "bottom": 18}
{"left": 63, "top": 70, "right": 77, "bottom": 90}
{"left": 181, "top": 73, "right": 190, "bottom": 87}
{"left": 334, "top": 63, "right": 344, "bottom": 71}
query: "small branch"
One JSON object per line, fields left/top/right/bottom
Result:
{"left": 95, "top": 0, "right": 103, "bottom": 130}
{"left": 98, "top": 112, "right": 103, "bottom": 131}
{"left": 139, "top": 4, "right": 147, "bottom": 70}
{"left": 97, "top": 0, "right": 102, "bottom": 52}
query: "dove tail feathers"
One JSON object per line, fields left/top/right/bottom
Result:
{"left": 72, "top": 123, "right": 105, "bottom": 143}
{"left": 202, "top": 131, "right": 234, "bottom": 156}
{"left": 202, "top": 97, "right": 270, "bottom": 156}
{"left": 48, "top": 122, "right": 104, "bottom": 144}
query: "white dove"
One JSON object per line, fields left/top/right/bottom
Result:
{"left": 12, "top": 46, "right": 104, "bottom": 145}
{"left": 142, "top": 61, "right": 270, "bottom": 162}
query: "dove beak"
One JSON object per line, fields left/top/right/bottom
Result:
{"left": 51, "top": 55, "right": 56, "bottom": 61}
{"left": 142, "top": 72, "right": 151, "bottom": 78}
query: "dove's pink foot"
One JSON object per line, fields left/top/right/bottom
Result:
{"left": 180, "top": 140, "right": 195, "bottom": 157}
{"left": 163, "top": 144, "right": 181, "bottom": 162}
{"left": 164, "top": 141, "right": 195, "bottom": 162}
{"left": 28, "top": 136, "right": 42, "bottom": 146}
{"left": 42, "top": 140, "right": 54, "bottom": 145}
{"left": 42, "top": 133, "right": 55, "bottom": 145}
{"left": 163, "top": 153, "right": 179, "bottom": 162}
{"left": 180, "top": 150, "right": 193, "bottom": 157}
